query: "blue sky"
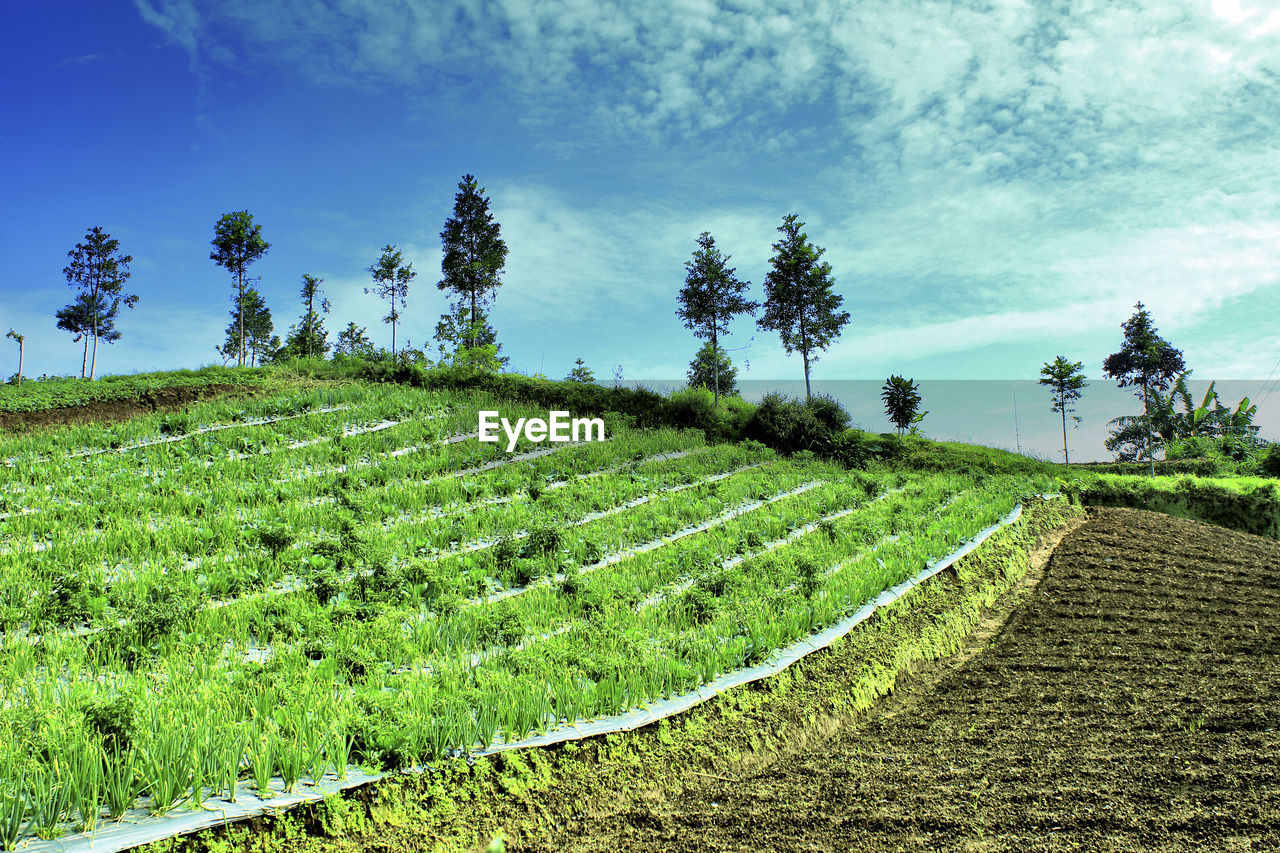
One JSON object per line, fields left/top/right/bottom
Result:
{"left": 3, "top": 0, "right": 1280, "bottom": 458}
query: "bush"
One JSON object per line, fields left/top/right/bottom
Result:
{"left": 805, "top": 393, "right": 851, "bottom": 433}
{"left": 743, "top": 393, "right": 828, "bottom": 455}
{"left": 1260, "top": 443, "right": 1280, "bottom": 478}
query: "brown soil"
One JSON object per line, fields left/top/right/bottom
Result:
{"left": 516, "top": 507, "right": 1280, "bottom": 853}
{"left": 0, "top": 384, "right": 261, "bottom": 431}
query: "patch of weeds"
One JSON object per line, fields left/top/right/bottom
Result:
{"left": 683, "top": 587, "right": 718, "bottom": 624}
{"left": 522, "top": 522, "right": 562, "bottom": 559}
{"left": 794, "top": 554, "right": 822, "bottom": 599}
{"left": 80, "top": 694, "right": 138, "bottom": 752}
{"left": 252, "top": 522, "right": 295, "bottom": 559}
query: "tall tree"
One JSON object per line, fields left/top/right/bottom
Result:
{"left": 282, "top": 274, "right": 331, "bottom": 360}
{"left": 881, "top": 375, "right": 922, "bottom": 436}
{"left": 367, "top": 244, "right": 415, "bottom": 355}
{"left": 676, "top": 232, "right": 756, "bottom": 404}
{"left": 1102, "top": 301, "right": 1185, "bottom": 475}
{"left": 216, "top": 288, "right": 276, "bottom": 367}
{"left": 757, "top": 215, "right": 850, "bottom": 400}
{"left": 1038, "top": 356, "right": 1087, "bottom": 464}
{"left": 688, "top": 341, "right": 739, "bottom": 397}
{"left": 57, "top": 291, "right": 124, "bottom": 378}
{"left": 62, "top": 226, "right": 138, "bottom": 379}
{"left": 210, "top": 211, "right": 270, "bottom": 367}
{"left": 5, "top": 329, "right": 23, "bottom": 386}
{"left": 438, "top": 174, "right": 508, "bottom": 350}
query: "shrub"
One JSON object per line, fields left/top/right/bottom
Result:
{"left": 1260, "top": 443, "right": 1280, "bottom": 478}
{"left": 743, "top": 392, "right": 828, "bottom": 455}
{"left": 805, "top": 393, "right": 851, "bottom": 432}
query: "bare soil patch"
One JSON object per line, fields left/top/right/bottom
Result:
{"left": 521, "top": 507, "right": 1280, "bottom": 852}
{"left": 0, "top": 383, "right": 261, "bottom": 431}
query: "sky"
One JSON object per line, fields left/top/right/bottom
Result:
{"left": 3, "top": 0, "right": 1280, "bottom": 460}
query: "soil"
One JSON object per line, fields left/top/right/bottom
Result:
{"left": 514, "top": 507, "right": 1280, "bottom": 853}
{"left": 0, "top": 383, "right": 262, "bottom": 431}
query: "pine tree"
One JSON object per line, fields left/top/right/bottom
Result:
{"left": 438, "top": 174, "right": 508, "bottom": 350}
{"left": 757, "top": 215, "right": 849, "bottom": 400}
{"left": 61, "top": 226, "right": 138, "bottom": 379}
{"left": 676, "top": 232, "right": 756, "bottom": 404}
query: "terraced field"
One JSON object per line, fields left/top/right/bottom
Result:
{"left": 512, "top": 507, "right": 1280, "bottom": 852}
{"left": 0, "top": 385, "right": 1056, "bottom": 850}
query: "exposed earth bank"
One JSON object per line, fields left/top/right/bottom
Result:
{"left": 0, "top": 383, "right": 265, "bottom": 431}
{"left": 514, "top": 507, "right": 1280, "bottom": 852}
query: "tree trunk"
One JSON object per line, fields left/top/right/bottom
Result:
{"left": 1143, "top": 380, "right": 1154, "bottom": 477}
{"left": 15, "top": 340, "right": 21, "bottom": 386}
{"left": 470, "top": 290, "right": 477, "bottom": 351}
{"left": 81, "top": 337, "right": 88, "bottom": 379}
{"left": 711, "top": 326, "right": 719, "bottom": 406}
{"left": 799, "top": 311, "right": 811, "bottom": 401}
{"left": 1061, "top": 405, "right": 1069, "bottom": 465}
{"left": 239, "top": 272, "right": 246, "bottom": 368}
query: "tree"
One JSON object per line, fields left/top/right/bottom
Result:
{"left": 216, "top": 288, "right": 276, "bottom": 367}
{"left": 210, "top": 211, "right": 270, "bottom": 367}
{"left": 57, "top": 291, "right": 125, "bottom": 378}
{"left": 62, "top": 226, "right": 138, "bottom": 379}
{"left": 438, "top": 174, "right": 508, "bottom": 350}
{"left": 566, "top": 358, "right": 595, "bottom": 383}
{"left": 333, "top": 322, "right": 375, "bottom": 358}
{"left": 1038, "top": 356, "right": 1087, "bottom": 464}
{"left": 1102, "top": 301, "right": 1186, "bottom": 475}
{"left": 881, "top": 375, "right": 922, "bottom": 436}
{"left": 676, "top": 232, "right": 757, "bottom": 404}
{"left": 433, "top": 301, "right": 508, "bottom": 372}
{"left": 5, "top": 329, "right": 23, "bottom": 386}
{"left": 757, "top": 215, "right": 850, "bottom": 400}
{"left": 281, "top": 274, "right": 331, "bottom": 360}
{"left": 688, "top": 341, "right": 739, "bottom": 397}
{"left": 366, "top": 244, "right": 415, "bottom": 355}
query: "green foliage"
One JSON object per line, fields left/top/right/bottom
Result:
{"left": 676, "top": 232, "right": 756, "bottom": 402}
{"left": 366, "top": 244, "right": 416, "bottom": 355}
{"left": 279, "top": 274, "right": 331, "bottom": 361}
{"left": 433, "top": 302, "right": 507, "bottom": 373}
{"left": 79, "top": 695, "right": 138, "bottom": 752}
{"left": 566, "top": 358, "right": 595, "bottom": 383}
{"left": 742, "top": 392, "right": 828, "bottom": 455}
{"left": 438, "top": 174, "right": 508, "bottom": 351}
{"left": 686, "top": 341, "right": 738, "bottom": 398}
{"left": 1260, "top": 443, "right": 1280, "bottom": 478}
{"left": 756, "top": 214, "right": 850, "bottom": 398}
{"left": 211, "top": 211, "right": 270, "bottom": 368}
{"left": 216, "top": 288, "right": 278, "bottom": 367}
{"left": 1039, "top": 355, "right": 1086, "bottom": 464}
{"left": 881, "top": 375, "right": 922, "bottom": 436}
{"left": 333, "top": 322, "right": 376, "bottom": 358}
{"left": 1102, "top": 301, "right": 1187, "bottom": 469}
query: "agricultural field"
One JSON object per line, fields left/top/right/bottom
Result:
{"left": 0, "top": 383, "right": 1058, "bottom": 850}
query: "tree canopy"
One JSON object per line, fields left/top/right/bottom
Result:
{"left": 687, "top": 341, "right": 739, "bottom": 397}
{"left": 1102, "top": 301, "right": 1186, "bottom": 473}
{"left": 61, "top": 226, "right": 138, "bottom": 379}
{"left": 1038, "top": 356, "right": 1086, "bottom": 464}
{"left": 676, "top": 231, "right": 756, "bottom": 403}
{"left": 757, "top": 215, "right": 849, "bottom": 400}
{"left": 881, "top": 375, "right": 923, "bottom": 436}
{"left": 438, "top": 174, "right": 508, "bottom": 350}
{"left": 367, "top": 244, "right": 415, "bottom": 355}
{"left": 210, "top": 211, "right": 269, "bottom": 367}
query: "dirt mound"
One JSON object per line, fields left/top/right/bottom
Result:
{"left": 0, "top": 383, "right": 259, "bottom": 431}
{"left": 528, "top": 507, "right": 1280, "bottom": 852}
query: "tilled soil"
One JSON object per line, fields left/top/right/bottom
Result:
{"left": 529, "top": 507, "right": 1280, "bottom": 852}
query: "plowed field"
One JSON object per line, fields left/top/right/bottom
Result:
{"left": 522, "top": 507, "right": 1280, "bottom": 852}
